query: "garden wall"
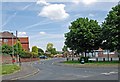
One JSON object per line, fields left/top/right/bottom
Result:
{"left": 1, "top": 55, "right": 39, "bottom": 64}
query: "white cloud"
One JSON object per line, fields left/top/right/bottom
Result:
{"left": 37, "top": 0, "right": 69, "bottom": 21}
{"left": 89, "top": 13, "right": 94, "bottom": 17}
{"left": 36, "top": 0, "right": 50, "bottom": 5}
{"left": 39, "top": 31, "right": 46, "bottom": 35}
{"left": 18, "top": 32, "right": 27, "bottom": 37}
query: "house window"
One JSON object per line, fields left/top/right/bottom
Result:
{"left": 4, "top": 39, "right": 8, "bottom": 42}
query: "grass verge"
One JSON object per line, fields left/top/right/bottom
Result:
{"left": 0, "top": 64, "right": 20, "bottom": 75}
{"left": 63, "top": 60, "right": 120, "bottom": 64}
{"left": 62, "top": 60, "right": 119, "bottom": 67}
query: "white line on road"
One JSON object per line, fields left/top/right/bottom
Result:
{"left": 101, "top": 71, "right": 118, "bottom": 75}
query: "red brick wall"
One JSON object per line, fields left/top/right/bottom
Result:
{"left": 98, "top": 54, "right": 118, "bottom": 58}
{"left": 2, "top": 55, "right": 12, "bottom": 64}
{"left": 1, "top": 55, "right": 39, "bottom": 64}
{"left": 19, "top": 37, "right": 29, "bottom": 51}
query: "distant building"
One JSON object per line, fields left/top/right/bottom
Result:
{"left": 0, "top": 31, "right": 29, "bottom": 51}
{"left": 94, "top": 48, "right": 118, "bottom": 58}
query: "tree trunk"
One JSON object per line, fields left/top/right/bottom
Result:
{"left": 85, "top": 51, "right": 87, "bottom": 57}
{"left": 92, "top": 50, "right": 94, "bottom": 57}
{"left": 107, "top": 50, "right": 109, "bottom": 61}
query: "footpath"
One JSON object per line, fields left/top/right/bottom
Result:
{"left": 2, "top": 62, "right": 39, "bottom": 80}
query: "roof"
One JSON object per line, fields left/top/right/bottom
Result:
{"left": 0, "top": 31, "right": 16, "bottom": 38}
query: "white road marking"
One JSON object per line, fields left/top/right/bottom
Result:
{"left": 109, "top": 71, "right": 118, "bottom": 74}
{"left": 101, "top": 71, "right": 118, "bottom": 75}
{"left": 52, "top": 62, "right": 54, "bottom": 65}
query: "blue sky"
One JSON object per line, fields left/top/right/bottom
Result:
{"left": 1, "top": 0, "right": 119, "bottom": 51}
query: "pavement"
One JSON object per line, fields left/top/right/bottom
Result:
{"left": 2, "top": 62, "right": 39, "bottom": 80}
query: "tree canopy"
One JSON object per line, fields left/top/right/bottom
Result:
{"left": 38, "top": 48, "right": 44, "bottom": 56}
{"left": 13, "top": 40, "right": 23, "bottom": 56}
{"left": 101, "top": 4, "right": 120, "bottom": 52}
{"left": 46, "top": 43, "right": 57, "bottom": 55}
{"left": 65, "top": 18, "right": 102, "bottom": 55}
{"left": 32, "top": 46, "right": 38, "bottom": 54}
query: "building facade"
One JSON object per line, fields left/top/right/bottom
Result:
{"left": 0, "top": 31, "right": 29, "bottom": 51}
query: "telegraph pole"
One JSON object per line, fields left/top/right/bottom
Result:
{"left": 16, "top": 30, "right": 20, "bottom": 66}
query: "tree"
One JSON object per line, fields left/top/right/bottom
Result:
{"left": 38, "top": 48, "right": 44, "bottom": 56}
{"left": 14, "top": 40, "right": 23, "bottom": 56}
{"left": 101, "top": 3, "right": 120, "bottom": 52}
{"left": 46, "top": 43, "right": 53, "bottom": 51}
{"left": 32, "top": 46, "right": 38, "bottom": 57}
{"left": 46, "top": 43, "right": 57, "bottom": 55}
{"left": 62, "top": 45, "right": 68, "bottom": 52}
{"left": 65, "top": 18, "right": 102, "bottom": 57}
{"left": 32, "top": 46, "right": 38, "bottom": 54}
{"left": 2, "top": 44, "right": 12, "bottom": 55}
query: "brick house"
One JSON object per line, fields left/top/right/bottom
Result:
{"left": 0, "top": 31, "right": 29, "bottom": 51}
{"left": 95, "top": 48, "right": 118, "bottom": 58}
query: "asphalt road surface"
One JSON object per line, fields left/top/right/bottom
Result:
{"left": 23, "top": 58, "right": 119, "bottom": 80}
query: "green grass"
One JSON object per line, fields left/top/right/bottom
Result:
{"left": 0, "top": 64, "right": 20, "bottom": 75}
{"left": 63, "top": 60, "right": 120, "bottom": 65}
{"left": 63, "top": 60, "right": 80, "bottom": 64}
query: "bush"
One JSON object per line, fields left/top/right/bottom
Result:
{"left": 31, "top": 52, "right": 38, "bottom": 58}
{"left": 20, "top": 51, "right": 32, "bottom": 58}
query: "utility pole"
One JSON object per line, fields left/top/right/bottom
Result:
{"left": 12, "top": 35, "right": 14, "bottom": 64}
{"left": 16, "top": 30, "right": 20, "bottom": 66}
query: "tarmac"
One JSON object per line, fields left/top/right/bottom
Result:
{"left": 2, "top": 62, "right": 39, "bottom": 80}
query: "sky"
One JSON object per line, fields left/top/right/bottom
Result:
{"left": 1, "top": 0, "right": 119, "bottom": 51}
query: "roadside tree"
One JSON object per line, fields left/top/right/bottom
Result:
{"left": 65, "top": 18, "right": 102, "bottom": 57}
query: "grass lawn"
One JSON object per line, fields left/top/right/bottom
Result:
{"left": 0, "top": 64, "right": 20, "bottom": 75}
{"left": 63, "top": 60, "right": 120, "bottom": 65}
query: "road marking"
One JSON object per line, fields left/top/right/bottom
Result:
{"left": 101, "top": 71, "right": 118, "bottom": 75}
{"left": 109, "top": 71, "right": 118, "bottom": 74}
{"left": 101, "top": 73, "right": 111, "bottom": 75}
{"left": 52, "top": 62, "right": 54, "bottom": 65}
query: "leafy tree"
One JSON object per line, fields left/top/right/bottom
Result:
{"left": 46, "top": 43, "right": 53, "bottom": 51}
{"left": 2, "top": 44, "right": 12, "bottom": 55}
{"left": 46, "top": 43, "right": 57, "bottom": 55}
{"left": 101, "top": 3, "right": 120, "bottom": 52}
{"left": 62, "top": 45, "right": 68, "bottom": 52}
{"left": 14, "top": 40, "right": 23, "bottom": 56}
{"left": 38, "top": 48, "right": 44, "bottom": 56}
{"left": 65, "top": 18, "right": 102, "bottom": 57}
{"left": 32, "top": 46, "right": 38, "bottom": 55}
{"left": 51, "top": 48, "right": 57, "bottom": 55}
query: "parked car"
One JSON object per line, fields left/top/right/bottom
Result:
{"left": 39, "top": 55, "right": 48, "bottom": 59}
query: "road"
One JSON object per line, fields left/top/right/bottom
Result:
{"left": 23, "top": 58, "right": 119, "bottom": 80}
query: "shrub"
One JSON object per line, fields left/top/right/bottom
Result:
{"left": 20, "top": 51, "right": 32, "bottom": 58}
